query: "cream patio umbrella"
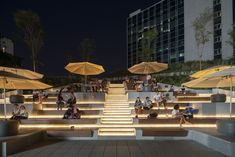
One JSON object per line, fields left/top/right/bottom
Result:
{"left": 0, "top": 66, "right": 43, "bottom": 80}
{"left": 190, "top": 65, "right": 231, "bottom": 79}
{"left": 183, "top": 67, "right": 235, "bottom": 118}
{"left": 0, "top": 77, "right": 52, "bottom": 119}
{"left": 128, "top": 61, "right": 168, "bottom": 74}
{"left": 65, "top": 62, "right": 105, "bottom": 87}
{"left": 65, "top": 62, "right": 105, "bottom": 75}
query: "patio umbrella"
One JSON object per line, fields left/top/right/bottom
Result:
{"left": 65, "top": 62, "right": 105, "bottom": 86}
{"left": 65, "top": 62, "right": 105, "bottom": 76}
{"left": 183, "top": 67, "right": 235, "bottom": 118}
{"left": 0, "top": 77, "right": 52, "bottom": 119}
{"left": 190, "top": 65, "right": 231, "bottom": 79}
{"left": 0, "top": 66, "right": 43, "bottom": 80}
{"left": 128, "top": 61, "right": 168, "bottom": 74}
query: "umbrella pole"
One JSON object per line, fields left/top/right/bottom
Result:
{"left": 3, "top": 78, "right": 7, "bottom": 119}
{"left": 84, "top": 75, "right": 87, "bottom": 92}
{"left": 230, "top": 76, "right": 232, "bottom": 119}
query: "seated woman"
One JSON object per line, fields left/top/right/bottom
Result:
{"left": 134, "top": 97, "right": 143, "bottom": 118}
{"left": 18, "top": 105, "right": 28, "bottom": 119}
{"left": 172, "top": 104, "right": 189, "bottom": 127}
{"left": 143, "top": 97, "right": 153, "bottom": 110}
{"left": 10, "top": 104, "right": 20, "bottom": 120}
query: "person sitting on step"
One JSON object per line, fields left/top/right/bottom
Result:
{"left": 134, "top": 97, "right": 143, "bottom": 118}
{"left": 143, "top": 97, "right": 153, "bottom": 110}
{"left": 172, "top": 104, "right": 189, "bottom": 127}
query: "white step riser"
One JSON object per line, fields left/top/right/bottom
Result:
{"left": 98, "top": 132, "right": 136, "bottom": 136}
{"left": 109, "top": 84, "right": 124, "bottom": 88}
{"left": 106, "top": 97, "right": 127, "bottom": 101}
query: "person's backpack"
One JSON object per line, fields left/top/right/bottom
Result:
{"left": 148, "top": 112, "right": 158, "bottom": 118}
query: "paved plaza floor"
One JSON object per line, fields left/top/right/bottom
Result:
{"left": 10, "top": 140, "right": 228, "bottom": 157}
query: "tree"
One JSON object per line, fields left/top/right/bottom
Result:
{"left": 14, "top": 10, "right": 44, "bottom": 72}
{"left": 226, "top": 24, "right": 235, "bottom": 63}
{"left": 192, "top": 8, "right": 213, "bottom": 70}
{"left": 227, "top": 24, "right": 235, "bottom": 47}
{"left": 141, "top": 28, "right": 158, "bottom": 62}
{"left": 80, "top": 38, "right": 96, "bottom": 62}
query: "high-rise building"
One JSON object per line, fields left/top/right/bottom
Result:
{"left": 0, "top": 37, "right": 14, "bottom": 55}
{"left": 127, "top": 0, "right": 234, "bottom": 67}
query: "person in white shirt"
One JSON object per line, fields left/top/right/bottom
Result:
{"left": 153, "top": 92, "right": 162, "bottom": 109}
{"left": 154, "top": 92, "right": 169, "bottom": 116}
{"left": 143, "top": 97, "right": 153, "bottom": 110}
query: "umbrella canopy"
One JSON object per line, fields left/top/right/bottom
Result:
{"left": 0, "top": 77, "right": 52, "bottom": 90}
{"left": 183, "top": 67, "right": 235, "bottom": 88}
{"left": 183, "top": 67, "right": 235, "bottom": 118}
{"left": 128, "top": 61, "right": 168, "bottom": 75}
{"left": 65, "top": 62, "right": 105, "bottom": 75}
{"left": 182, "top": 76, "right": 234, "bottom": 88}
{"left": 0, "top": 66, "right": 43, "bottom": 80}
{"left": 190, "top": 65, "right": 231, "bottom": 79}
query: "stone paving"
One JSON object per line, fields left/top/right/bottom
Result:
{"left": 10, "top": 140, "right": 228, "bottom": 157}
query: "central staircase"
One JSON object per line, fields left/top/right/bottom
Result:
{"left": 98, "top": 83, "right": 136, "bottom": 136}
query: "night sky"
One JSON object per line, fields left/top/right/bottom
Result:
{"left": 1, "top": 0, "right": 159, "bottom": 76}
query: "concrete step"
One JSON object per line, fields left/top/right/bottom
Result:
{"left": 103, "top": 109, "right": 131, "bottom": 114}
{"left": 20, "top": 118, "right": 97, "bottom": 124}
{"left": 44, "top": 103, "right": 104, "bottom": 108}
{"left": 101, "top": 117, "right": 133, "bottom": 124}
{"left": 109, "top": 84, "right": 124, "bottom": 88}
{"left": 36, "top": 110, "right": 100, "bottom": 115}
{"left": 108, "top": 90, "right": 125, "bottom": 94}
{"left": 98, "top": 128, "right": 136, "bottom": 136}
{"left": 105, "top": 104, "right": 129, "bottom": 107}
{"left": 101, "top": 115, "right": 133, "bottom": 118}
{"left": 106, "top": 95, "right": 127, "bottom": 101}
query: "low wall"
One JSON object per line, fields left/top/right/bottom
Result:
{"left": 0, "top": 131, "right": 45, "bottom": 156}
{"left": 74, "top": 92, "right": 105, "bottom": 102}
{"left": 192, "top": 102, "right": 235, "bottom": 116}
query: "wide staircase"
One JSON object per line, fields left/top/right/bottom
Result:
{"left": 98, "top": 83, "right": 136, "bottom": 136}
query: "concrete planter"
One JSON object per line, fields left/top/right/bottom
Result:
{"left": 9, "top": 95, "right": 24, "bottom": 104}
{"left": 0, "top": 120, "right": 19, "bottom": 137}
{"left": 217, "top": 119, "right": 235, "bottom": 137}
{"left": 211, "top": 94, "right": 226, "bottom": 103}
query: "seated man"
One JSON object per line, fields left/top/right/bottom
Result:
{"left": 183, "top": 104, "right": 198, "bottom": 120}
{"left": 143, "top": 97, "right": 153, "bottom": 110}
{"left": 63, "top": 107, "right": 73, "bottom": 119}
{"left": 153, "top": 92, "right": 162, "bottom": 110}
{"left": 11, "top": 105, "right": 28, "bottom": 120}
{"left": 56, "top": 88, "right": 66, "bottom": 110}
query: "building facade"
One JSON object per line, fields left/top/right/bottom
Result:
{"left": 0, "top": 37, "right": 14, "bottom": 55}
{"left": 127, "top": 0, "right": 234, "bottom": 68}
